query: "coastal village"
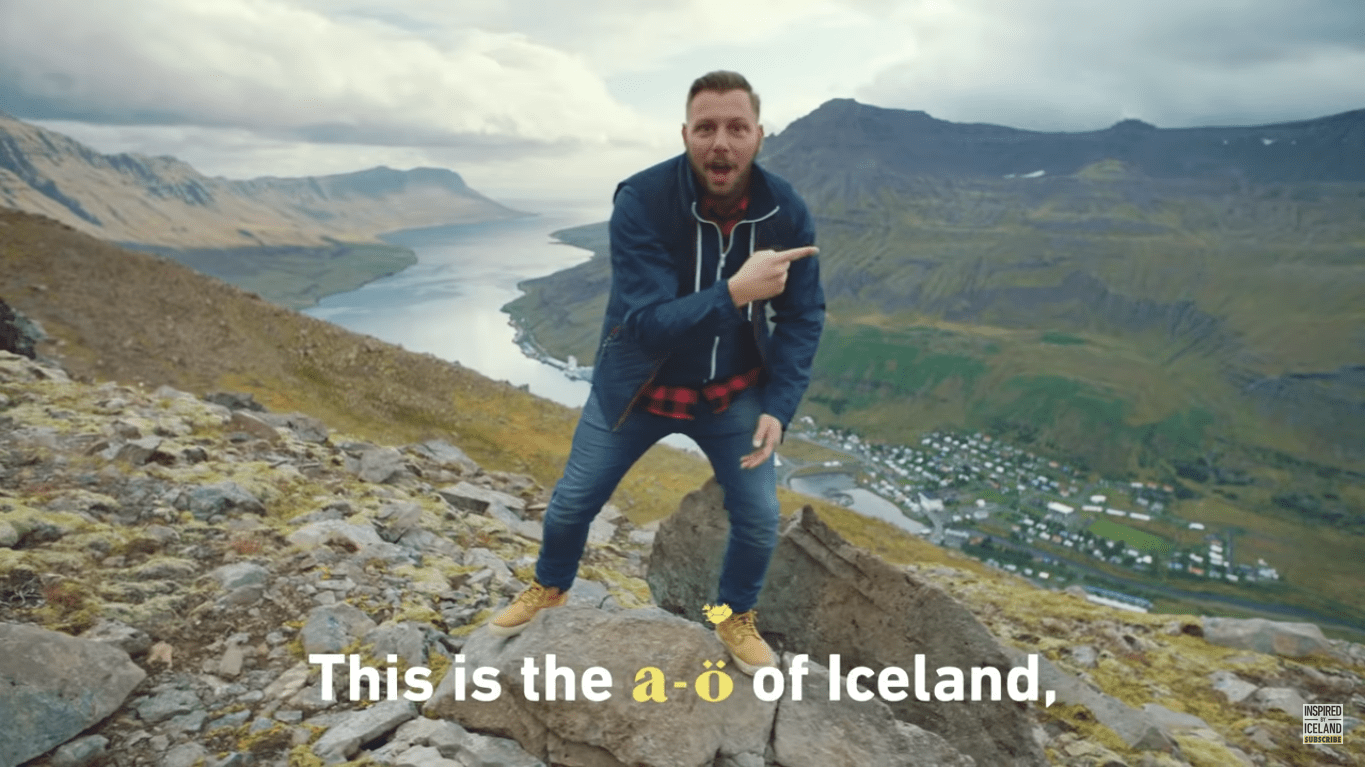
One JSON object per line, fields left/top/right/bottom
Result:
{"left": 785, "top": 418, "right": 1284, "bottom": 614}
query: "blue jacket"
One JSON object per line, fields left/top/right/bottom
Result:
{"left": 590, "top": 153, "right": 825, "bottom": 430}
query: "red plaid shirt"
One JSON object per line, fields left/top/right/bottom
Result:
{"left": 642, "top": 367, "right": 761, "bottom": 420}
{"left": 699, "top": 194, "right": 748, "bottom": 237}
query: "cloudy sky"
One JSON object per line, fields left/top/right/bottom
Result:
{"left": 2, "top": 0, "right": 1362, "bottom": 205}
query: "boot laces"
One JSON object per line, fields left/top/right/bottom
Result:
{"left": 730, "top": 610, "right": 761, "bottom": 641}
{"left": 517, "top": 582, "right": 556, "bottom": 607}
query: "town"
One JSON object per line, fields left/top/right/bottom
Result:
{"left": 785, "top": 418, "right": 1283, "bottom": 613}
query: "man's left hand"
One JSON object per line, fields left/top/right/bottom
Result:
{"left": 741, "top": 413, "right": 783, "bottom": 469}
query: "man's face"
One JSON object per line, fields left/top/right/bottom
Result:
{"left": 683, "top": 89, "right": 764, "bottom": 202}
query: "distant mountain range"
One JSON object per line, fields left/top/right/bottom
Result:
{"left": 0, "top": 111, "right": 521, "bottom": 249}
{"left": 762, "top": 98, "right": 1365, "bottom": 193}
{"left": 507, "top": 99, "right": 1365, "bottom": 552}
{"left": 0, "top": 111, "right": 525, "bottom": 307}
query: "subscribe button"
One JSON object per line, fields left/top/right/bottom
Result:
{"left": 1302, "top": 703, "right": 1344, "bottom": 745}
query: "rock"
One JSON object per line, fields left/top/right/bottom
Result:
{"left": 257, "top": 411, "right": 330, "bottom": 443}
{"left": 772, "top": 656, "right": 975, "bottom": 767}
{"left": 1068, "top": 645, "right": 1099, "bottom": 669}
{"left": 48, "top": 734, "right": 109, "bottom": 767}
{"left": 426, "top": 605, "right": 775, "bottom": 767}
{"left": 452, "top": 731, "right": 548, "bottom": 767}
{"left": 358, "top": 446, "right": 406, "bottom": 483}
{"left": 1202, "top": 617, "right": 1335, "bottom": 658}
{"left": 1251, "top": 687, "right": 1307, "bottom": 717}
{"left": 287, "top": 520, "right": 412, "bottom": 563}
{"left": 137, "top": 687, "right": 201, "bottom": 723}
{"left": 80, "top": 619, "right": 152, "bottom": 657}
{"left": 219, "top": 642, "right": 246, "bottom": 678}
{"left": 229, "top": 410, "right": 283, "bottom": 442}
{"left": 301, "top": 602, "right": 379, "bottom": 656}
{"left": 647, "top": 480, "right": 1046, "bottom": 767}
{"left": 410, "top": 439, "right": 480, "bottom": 474}
{"left": 1141, "top": 703, "right": 1210, "bottom": 731}
{"left": 0, "top": 623, "right": 146, "bottom": 767}
{"left": 1008, "top": 646, "right": 1175, "bottom": 752}
{"left": 205, "top": 391, "right": 266, "bottom": 412}
{"left": 394, "top": 745, "right": 462, "bottom": 767}
{"left": 186, "top": 481, "right": 267, "bottom": 520}
{"left": 163, "top": 742, "right": 210, "bottom": 767}
{"left": 377, "top": 501, "right": 424, "bottom": 543}
{"left": 1208, "top": 670, "right": 1258, "bottom": 704}
{"left": 364, "top": 621, "right": 429, "bottom": 666}
{"left": 116, "top": 436, "right": 165, "bottom": 465}
{"left": 438, "top": 482, "right": 526, "bottom": 522}
{"left": 312, "top": 699, "right": 418, "bottom": 763}
{"left": 209, "top": 562, "right": 271, "bottom": 591}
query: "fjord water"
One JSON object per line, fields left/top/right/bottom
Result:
{"left": 305, "top": 201, "right": 605, "bottom": 408}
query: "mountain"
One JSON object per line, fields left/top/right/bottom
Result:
{"left": 0, "top": 112, "right": 526, "bottom": 308}
{"left": 0, "top": 111, "right": 520, "bottom": 249}
{"left": 762, "top": 98, "right": 1365, "bottom": 192}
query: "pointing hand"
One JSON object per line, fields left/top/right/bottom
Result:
{"left": 729, "top": 246, "right": 818, "bottom": 306}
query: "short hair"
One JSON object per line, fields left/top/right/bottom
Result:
{"left": 686, "top": 71, "right": 760, "bottom": 120}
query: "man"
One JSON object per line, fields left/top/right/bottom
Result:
{"left": 487, "top": 71, "right": 824, "bottom": 675}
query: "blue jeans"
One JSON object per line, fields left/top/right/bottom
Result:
{"left": 535, "top": 385, "right": 779, "bottom": 613}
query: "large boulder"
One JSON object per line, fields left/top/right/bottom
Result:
{"left": 0, "top": 298, "right": 42, "bottom": 359}
{"left": 426, "top": 605, "right": 775, "bottom": 767}
{"left": 1202, "top": 617, "right": 1335, "bottom": 658}
{"left": 0, "top": 623, "right": 147, "bottom": 767}
{"left": 647, "top": 480, "right": 1047, "bottom": 767}
{"left": 425, "top": 605, "right": 973, "bottom": 767}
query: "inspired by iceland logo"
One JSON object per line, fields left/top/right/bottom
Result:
{"left": 1303, "top": 703, "right": 1344, "bottom": 745}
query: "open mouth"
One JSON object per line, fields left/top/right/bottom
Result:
{"left": 707, "top": 162, "right": 734, "bottom": 185}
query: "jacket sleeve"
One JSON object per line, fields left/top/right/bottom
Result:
{"left": 611, "top": 183, "right": 745, "bottom": 355}
{"left": 761, "top": 202, "right": 826, "bottom": 428}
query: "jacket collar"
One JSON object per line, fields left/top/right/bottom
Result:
{"left": 677, "top": 153, "right": 779, "bottom": 222}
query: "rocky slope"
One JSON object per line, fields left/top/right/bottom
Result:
{"left": 1, "top": 343, "right": 1363, "bottom": 766}
{"left": 0, "top": 112, "right": 521, "bottom": 250}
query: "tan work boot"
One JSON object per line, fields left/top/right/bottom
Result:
{"left": 714, "top": 609, "right": 777, "bottom": 675}
{"left": 488, "top": 580, "right": 568, "bottom": 637}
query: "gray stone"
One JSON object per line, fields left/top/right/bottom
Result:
{"left": 1008, "top": 646, "right": 1175, "bottom": 753}
{"left": 586, "top": 516, "right": 616, "bottom": 545}
{"left": 80, "top": 619, "right": 152, "bottom": 657}
{"left": 377, "top": 501, "right": 424, "bottom": 543}
{"left": 167, "top": 709, "right": 208, "bottom": 733}
{"left": 364, "top": 621, "right": 429, "bottom": 666}
{"left": 0, "top": 623, "right": 146, "bottom": 767}
{"left": 648, "top": 480, "right": 1046, "bottom": 767}
{"left": 1068, "top": 645, "right": 1098, "bottom": 669}
{"left": 209, "top": 562, "right": 271, "bottom": 591}
{"left": 566, "top": 578, "right": 620, "bottom": 612}
{"left": 1208, "top": 670, "right": 1258, "bottom": 704}
{"left": 395, "top": 745, "right": 463, "bottom": 767}
{"left": 163, "top": 742, "right": 210, "bottom": 767}
{"left": 257, "top": 411, "right": 330, "bottom": 443}
{"left": 288, "top": 520, "right": 412, "bottom": 564}
{"left": 1141, "top": 703, "right": 1210, "bottom": 731}
{"left": 229, "top": 409, "right": 282, "bottom": 442}
{"left": 219, "top": 642, "right": 246, "bottom": 678}
{"left": 425, "top": 605, "right": 775, "bottom": 767}
{"left": 1203, "top": 616, "right": 1334, "bottom": 658}
{"left": 410, "top": 439, "right": 480, "bottom": 474}
{"left": 313, "top": 699, "right": 418, "bottom": 763}
{"left": 187, "top": 481, "right": 267, "bottom": 520}
{"left": 48, "top": 734, "right": 109, "bottom": 767}
{"left": 438, "top": 481, "right": 526, "bottom": 520}
{"left": 1252, "top": 687, "right": 1307, "bottom": 717}
{"left": 773, "top": 657, "right": 975, "bottom": 767}
{"left": 137, "top": 687, "right": 201, "bottom": 723}
{"left": 358, "top": 446, "right": 407, "bottom": 483}
{"left": 116, "top": 436, "right": 164, "bottom": 465}
{"left": 301, "top": 602, "right": 379, "bottom": 656}
{"left": 457, "top": 731, "right": 548, "bottom": 767}
{"left": 208, "top": 710, "right": 252, "bottom": 731}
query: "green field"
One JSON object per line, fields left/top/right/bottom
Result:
{"left": 1087, "top": 518, "right": 1174, "bottom": 555}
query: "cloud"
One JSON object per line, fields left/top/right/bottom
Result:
{"left": 0, "top": 0, "right": 665, "bottom": 150}
{"left": 851, "top": 0, "right": 1365, "bottom": 130}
